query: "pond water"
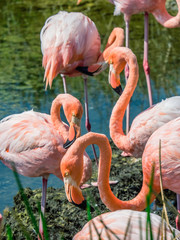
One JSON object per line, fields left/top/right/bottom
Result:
{"left": 0, "top": 0, "right": 180, "bottom": 214}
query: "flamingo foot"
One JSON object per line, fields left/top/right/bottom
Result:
{"left": 80, "top": 184, "right": 92, "bottom": 189}
{"left": 176, "top": 210, "right": 180, "bottom": 230}
{"left": 121, "top": 151, "right": 133, "bottom": 157}
{"left": 80, "top": 180, "right": 118, "bottom": 189}
{"left": 90, "top": 180, "right": 119, "bottom": 187}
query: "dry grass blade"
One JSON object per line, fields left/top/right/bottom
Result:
{"left": 158, "top": 140, "right": 176, "bottom": 239}
{"left": 98, "top": 215, "right": 122, "bottom": 240}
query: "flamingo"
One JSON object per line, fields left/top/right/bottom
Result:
{"left": 73, "top": 209, "right": 180, "bottom": 239}
{"left": 40, "top": 11, "right": 124, "bottom": 149}
{"left": 60, "top": 48, "right": 180, "bottom": 229}
{"left": 108, "top": 46, "right": 180, "bottom": 216}
{"left": 77, "top": 0, "right": 180, "bottom": 134}
{"left": 0, "top": 93, "right": 92, "bottom": 240}
{"left": 107, "top": 47, "right": 180, "bottom": 158}
{"left": 60, "top": 123, "right": 180, "bottom": 230}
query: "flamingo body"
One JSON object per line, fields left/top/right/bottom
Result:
{"left": 0, "top": 110, "right": 64, "bottom": 178}
{"left": 73, "top": 209, "right": 180, "bottom": 239}
{"left": 40, "top": 11, "right": 101, "bottom": 87}
{"left": 0, "top": 94, "right": 91, "bottom": 183}
{"left": 120, "top": 96, "right": 180, "bottom": 157}
{"left": 108, "top": 0, "right": 180, "bottom": 27}
{"left": 142, "top": 116, "right": 180, "bottom": 194}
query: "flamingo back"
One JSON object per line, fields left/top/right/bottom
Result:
{"left": 40, "top": 11, "right": 101, "bottom": 86}
{"left": 73, "top": 209, "right": 179, "bottom": 239}
{"left": 142, "top": 116, "right": 180, "bottom": 194}
{"left": 0, "top": 111, "right": 65, "bottom": 178}
{"left": 128, "top": 96, "right": 180, "bottom": 157}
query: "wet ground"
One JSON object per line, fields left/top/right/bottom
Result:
{"left": 0, "top": 140, "right": 177, "bottom": 239}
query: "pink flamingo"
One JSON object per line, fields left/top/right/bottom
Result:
{"left": 108, "top": 47, "right": 180, "bottom": 158}
{"left": 108, "top": 46, "right": 180, "bottom": 216}
{"left": 40, "top": 11, "right": 124, "bottom": 136}
{"left": 73, "top": 209, "right": 180, "bottom": 239}
{"left": 0, "top": 93, "right": 92, "bottom": 240}
{"left": 60, "top": 122, "right": 180, "bottom": 230}
{"left": 60, "top": 48, "right": 180, "bottom": 229}
{"left": 77, "top": 0, "right": 180, "bottom": 133}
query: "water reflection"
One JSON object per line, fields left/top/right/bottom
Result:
{"left": 0, "top": 0, "right": 180, "bottom": 213}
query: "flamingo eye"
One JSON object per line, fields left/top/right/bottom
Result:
{"left": 64, "top": 171, "right": 69, "bottom": 177}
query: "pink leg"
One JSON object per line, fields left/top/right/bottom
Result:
{"left": 0, "top": 213, "right": 2, "bottom": 227}
{"left": 38, "top": 177, "right": 48, "bottom": 240}
{"left": 83, "top": 77, "right": 98, "bottom": 165}
{"left": 176, "top": 194, "right": 180, "bottom": 230}
{"left": 143, "top": 12, "right": 153, "bottom": 107}
{"left": 125, "top": 19, "right": 130, "bottom": 134}
{"left": 61, "top": 74, "right": 67, "bottom": 93}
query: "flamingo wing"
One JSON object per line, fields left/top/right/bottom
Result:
{"left": 0, "top": 111, "right": 65, "bottom": 177}
{"left": 129, "top": 96, "right": 180, "bottom": 157}
{"left": 40, "top": 11, "right": 101, "bottom": 86}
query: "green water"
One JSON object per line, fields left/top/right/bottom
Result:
{"left": 0, "top": 0, "right": 180, "bottom": 213}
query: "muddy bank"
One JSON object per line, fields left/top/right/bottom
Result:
{"left": 0, "top": 140, "right": 177, "bottom": 239}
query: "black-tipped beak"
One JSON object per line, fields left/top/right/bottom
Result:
{"left": 76, "top": 63, "right": 106, "bottom": 76}
{"left": 76, "top": 66, "right": 94, "bottom": 76}
{"left": 112, "top": 85, "right": 123, "bottom": 95}
{"left": 63, "top": 130, "right": 77, "bottom": 149}
{"left": 71, "top": 199, "right": 95, "bottom": 212}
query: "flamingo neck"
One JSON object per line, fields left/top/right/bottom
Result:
{"left": 152, "top": 1, "right": 180, "bottom": 28}
{"left": 98, "top": 28, "right": 124, "bottom": 62}
{"left": 50, "top": 95, "right": 68, "bottom": 136}
{"left": 110, "top": 52, "right": 139, "bottom": 152}
{"left": 74, "top": 132, "right": 155, "bottom": 211}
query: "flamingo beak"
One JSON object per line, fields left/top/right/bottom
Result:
{"left": 76, "top": 61, "right": 108, "bottom": 76}
{"left": 63, "top": 176, "right": 95, "bottom": 211}
{"left": 64, "top": 176, "right": 84, "bottom": 205}
{"left": 63, "top": 115, "right": 81, "bottom": 149}
{"left": 109, "top": 64, "right": 123, "bottom": 95}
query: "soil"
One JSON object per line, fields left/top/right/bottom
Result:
{"left": 0, "top": 140, "right": 177, "bottom": 240}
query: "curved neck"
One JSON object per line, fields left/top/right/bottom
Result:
{"left": 50, "top": 95, "right": 68, "bottom": 135}
{"left": 98, "top": 28, "right": 124, "bottom": 62}
{"left": 74, "top": 132, "right": 156, "bottom": 211}
{"left": 109, "top": 50, "right": 139, "bottom": 152}
{"left": 152, "top": 1, "right": 180, "bottom": 28}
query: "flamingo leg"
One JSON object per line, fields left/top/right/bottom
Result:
{"left": 125, "top": 19, "right": 130, "bottom": 134}
{"left": 61, "top": 74, "right": 68, "bottom": 93}
{"left": 38, "top": 177, "right": 48, "bottom": 240}
{"left": 0, "top": 213, "right": 2, "bottom": 228}
{"left": 83, "top": 76, "right": 98, "bottom": 165}
{"left": 143, "top": 12, "right": 153, "bottom": 107}
{"left": 176, "top": 194, "right": 180, "bottom": 230}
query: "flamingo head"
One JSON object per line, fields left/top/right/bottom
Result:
{"left": 107, "top": 47, "right": 128, "bottom": 95}
{"left": 63, "top": 97, "right": 83, "bottom": 149}
{"left": 61, "top": 144, "right": 85, "bottom": 206}
{"left": 77, "top": 0, "right": 82, "bottom": 4}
